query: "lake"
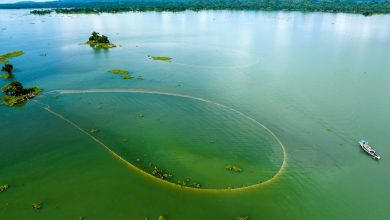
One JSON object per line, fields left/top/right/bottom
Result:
{"left": 1, "top": 9, "right": 390, "bottom": 219}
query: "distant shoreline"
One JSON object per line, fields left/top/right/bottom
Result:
{"left": 1, "top": 1, "right": 390, "bottom": 16}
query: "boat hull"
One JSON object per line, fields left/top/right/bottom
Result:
{"left": 359, "top": 141, "right": 381, "bottom": 160}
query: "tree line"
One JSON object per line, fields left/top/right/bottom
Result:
{"left": 17, "top": 0, "right": 390, "bottom": 16}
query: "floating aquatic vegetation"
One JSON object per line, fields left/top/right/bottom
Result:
{"left": 188, "top": 182, "right": 201, "bottom": 189}
{"left": 158, "top": 216, "right": 166, "bottom": 220}
{"left": 32, "top": 202, "right": 42, "bottom": 210}
{"left": 90, "top": 128, "right": 99, "bottom": 134}
{"left": 152, "top": 167, "right": 172, "bottom": 180}
{"left": 0, "top": 184, "right": 9, "bottom": 192}
{"left": 326, "top": 128, "right": 332, "bottom": 132}
{"left": 189, "top": 182, "right": 201, "bottom": 188}
{"left": 122, "top": 75, "right": 134, "bottom": 80}
{"left": 0, "top": 73, "right": 12, "bottom": 79}
{"left": 236, "top": 216, "right": 249, "bottom": 220}
{"left": 152, "top": 167, "right": 164, "bottom": 179}
{"left": 225, "top": 165, "right": 242, "bottom": 173}
{"left": 176, "top": 179, "right": 201, "bottom": 188}
{"left": 177, "top": 180, "right": 186, "bottom": 186}
{"left": 0, "top": 50, "right": 24, "bottom": 64}
{"left": 137, "top": 77, "right": 144, "bottom": 80}
{"left": 1, "top": 51, "right": 24, "bottom": 59}
{"left": 108, "top": 69, "right": 135, "bottom": 80}
{"left": 109, "top": 69, "right": 129, "bottom": 75}
{"left": 148, "top": 55, "right": 172, "bottom": 62}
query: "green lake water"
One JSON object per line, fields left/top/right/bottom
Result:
{"left": 1, "top": 10, "right": 390, "bottom": 219}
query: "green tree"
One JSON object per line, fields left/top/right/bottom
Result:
{"left": 89, "top": 32, "right": 100, "bottom": 41}
{"left": 1, "top": 64, "right": 13, "bottom": 73}
{"left": 97, "top": 35, "right": 110, "bottom": 43}
{"left": 1, "top": 81, "right": 24, "bottom": 96}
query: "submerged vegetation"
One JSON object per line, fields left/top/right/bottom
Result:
{"left": 1, "top": 81, "right": 42, "bottom": 106}
{"left": 15, "top": 0, "right": 390, "bottom": 16}
{"left": 148, "top": 55, "right": 172, "bottom": 62}
{"left": 225, "top": 165, "right": 242, "bottom": 173}
{"left": 86, "top": 32, "right": 116, "bottom": 49}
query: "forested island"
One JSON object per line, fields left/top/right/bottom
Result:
{"left": 86, "top": 32, "right": 116, "bottom": 49}
{"left": 0, "top": 50, "right": 42, "bottom": 106}
{"left": 1, "top": 81, "right": 42, "bottom": 106}
{"left": 18, "top": 0, "right": 390, "bottom": 16}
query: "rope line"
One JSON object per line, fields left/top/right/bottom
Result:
{"left": 36, "top": 89, "right": 288, "bottom": 193}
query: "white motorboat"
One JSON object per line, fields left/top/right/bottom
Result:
{"left": 359, "top": 140, "right": 381, "bottom": 160}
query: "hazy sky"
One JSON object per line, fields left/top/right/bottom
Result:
{"left": 0, "top": 0, "right": 53, "bottom": 3}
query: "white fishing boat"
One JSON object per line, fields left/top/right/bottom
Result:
{"left": 359, "top": 140, "right": 381, "bottom": 160}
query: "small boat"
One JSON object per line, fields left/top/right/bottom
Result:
{"left": 359, "top": 140, "right": 381, "bottom": 160}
